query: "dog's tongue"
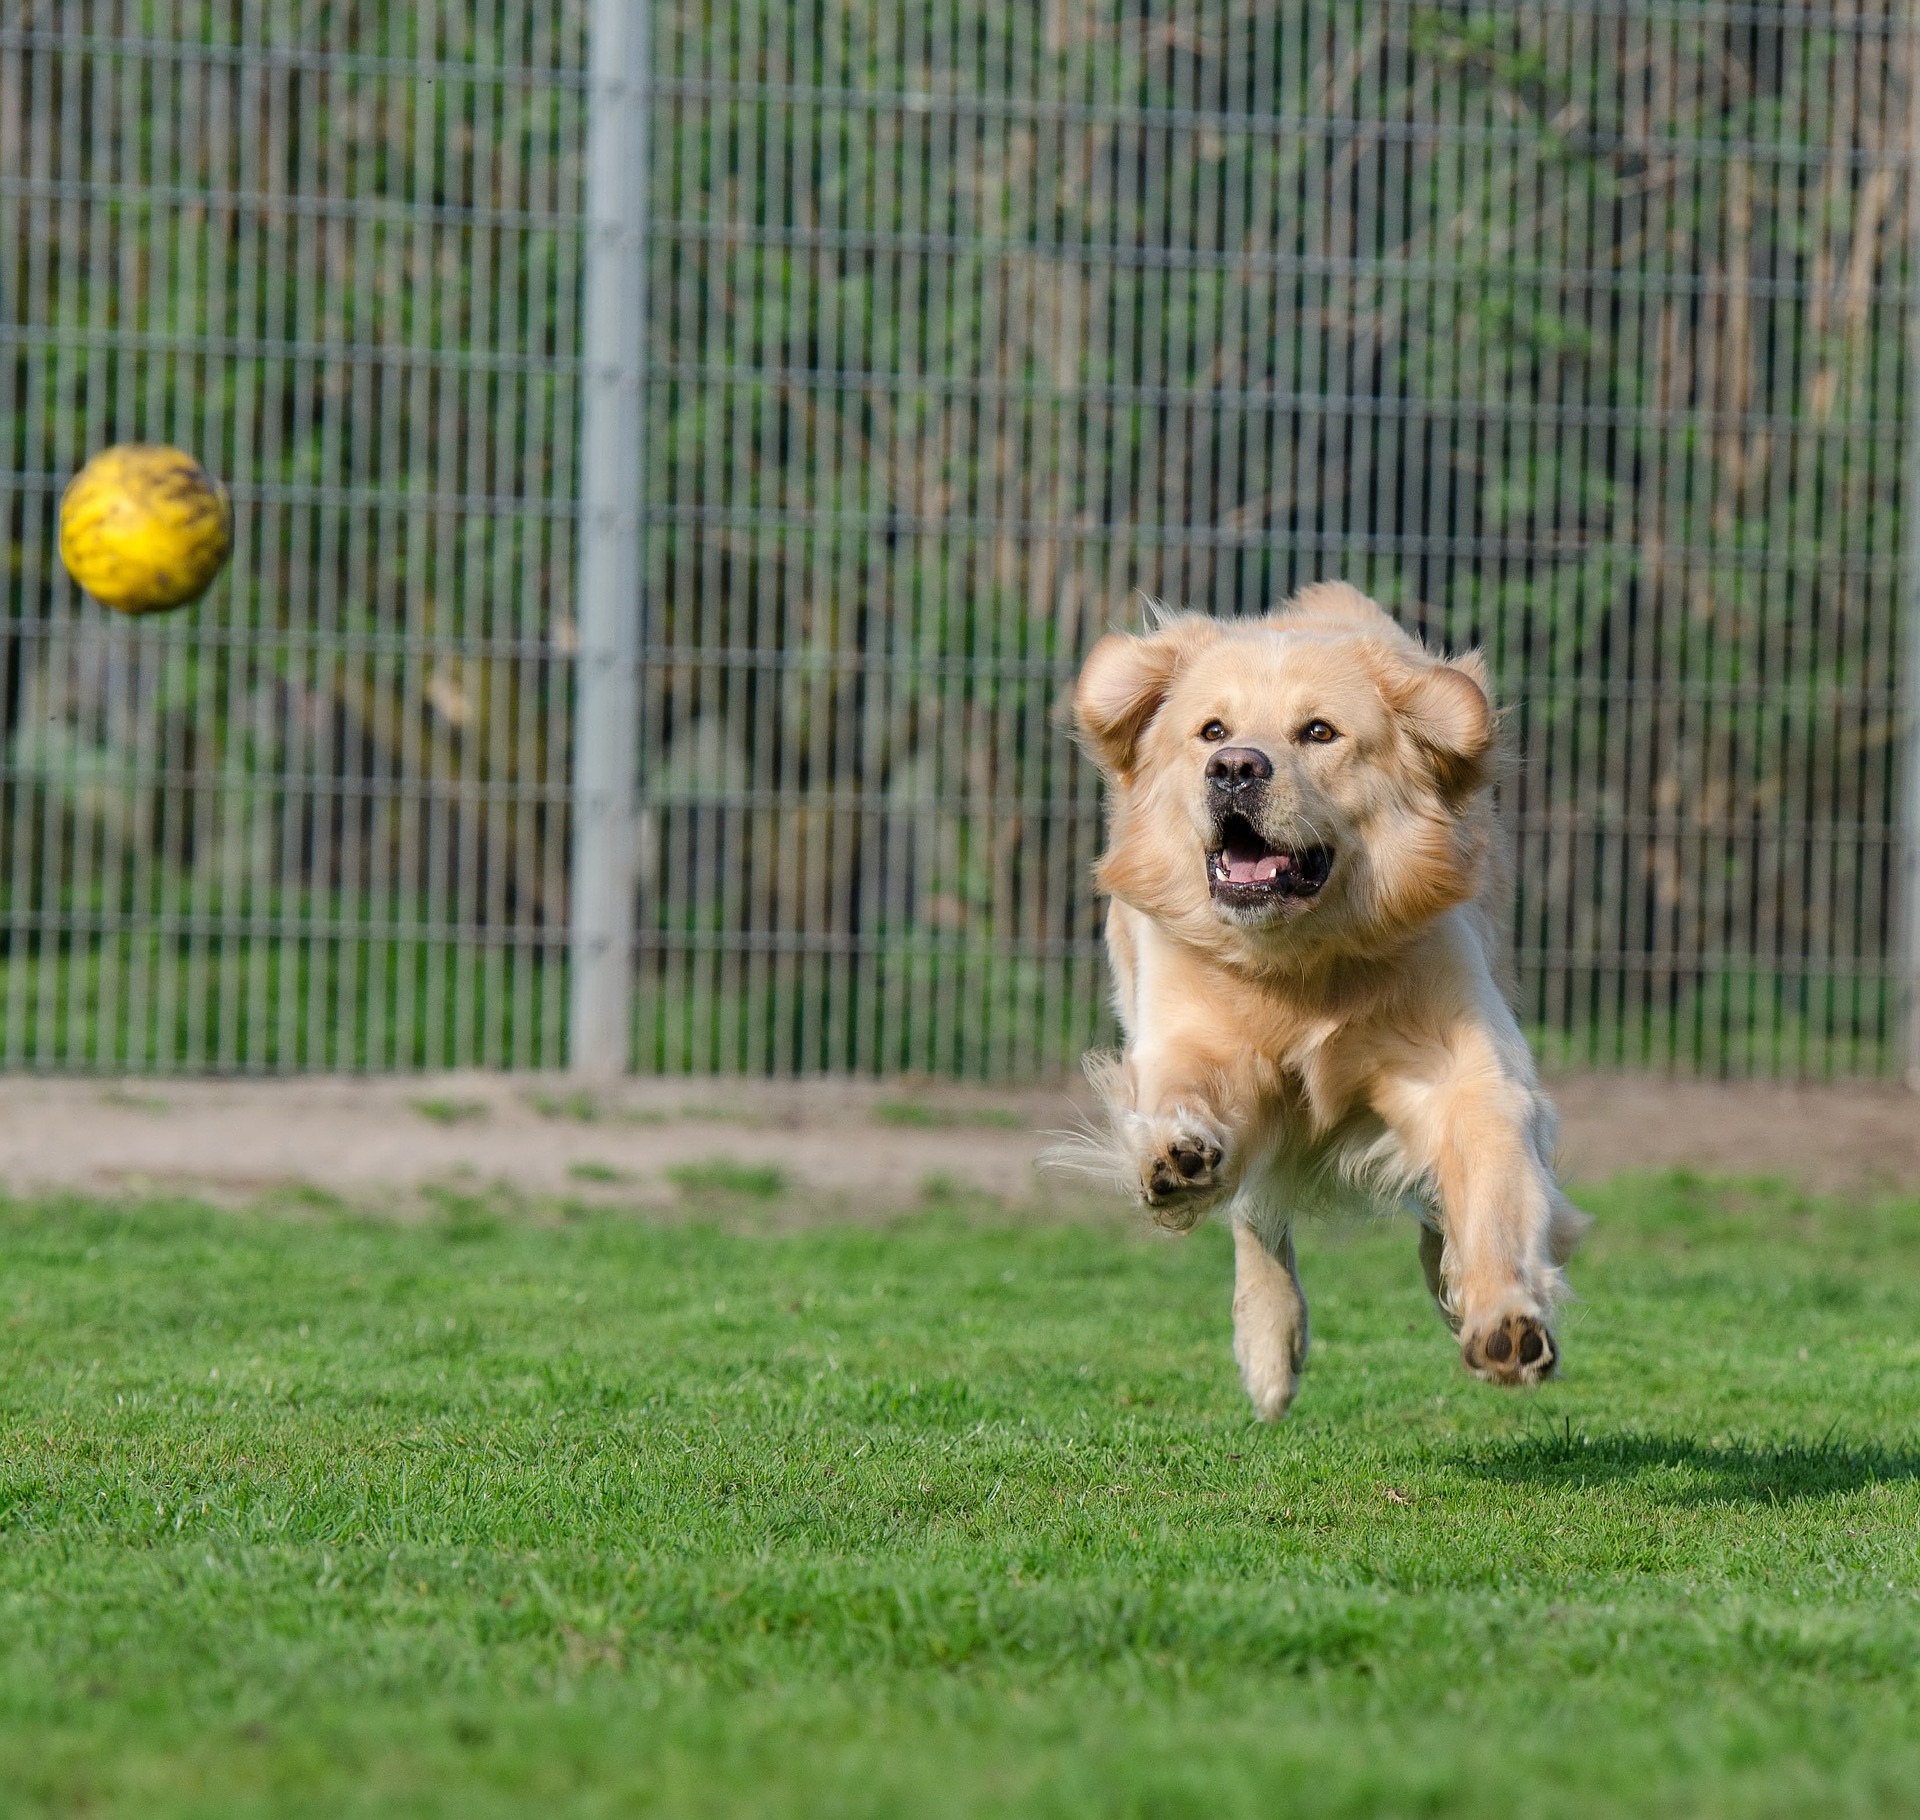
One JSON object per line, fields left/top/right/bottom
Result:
{"left": 1226, "top": 850, "right": 1290, "bottom": 885}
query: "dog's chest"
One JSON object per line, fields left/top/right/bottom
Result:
{"left": 1242, "top": 1102, "right": 1431, "bottom": 1223}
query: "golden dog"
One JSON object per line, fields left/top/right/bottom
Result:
{"left": 1059, "top": 582, "right": 1588, "bottom": 1418}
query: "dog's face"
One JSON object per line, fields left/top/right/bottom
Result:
{"left": 1073, "top": 586, "right": 1494, "bottom": 965}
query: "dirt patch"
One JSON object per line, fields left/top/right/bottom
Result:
{"left": 0, "top": 1073, "right": 1085, "bottom": 1215}
{"left": 0, "top": 1070, "right": 1913, "bottom": 1214}
{"left": 1546, "top": 1072, "right": 1920, "bottom": 1197}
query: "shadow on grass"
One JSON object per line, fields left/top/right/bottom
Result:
{"left": 1461, "top": 1422, "right": 1920, "bottom": 1505}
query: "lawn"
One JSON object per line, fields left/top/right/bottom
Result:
{"left": 0, "top": 1171, "right": 1916, "bottom": 1817}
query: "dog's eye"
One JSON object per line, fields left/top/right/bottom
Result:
{"left": 1199, "top": 719, "right": 1228, "bottom": 742}
{"left": 1300, "top": 719, "right": 1340, "bottom": 744}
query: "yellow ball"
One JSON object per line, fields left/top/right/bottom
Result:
{"left": 58, "top": 444, "right": 233, "bottom": 615}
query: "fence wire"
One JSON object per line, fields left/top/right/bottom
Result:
{"left": 2, "top": 1, "right": 1917, "bottom": 1079}
{"left": 1, "top": 4, "right": 587, "bottom": 1069}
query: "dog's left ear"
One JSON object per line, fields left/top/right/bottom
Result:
{"left": 1384, "top": 651, "right": 1493, "bottom": 800}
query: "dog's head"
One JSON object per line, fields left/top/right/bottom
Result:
{"left": 1072, "top": 583, "right": 1495, "bottom": 966}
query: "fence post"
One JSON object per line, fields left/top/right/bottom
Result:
{"left": 570, "top": 0, "right": 648, "bottom": 1076}
{"left": 1907, "top": 326, "right": 1920, "bottom": 1091}
{"left": 1904, "top": 45, "right": 1920, "bottom": 1092}
{"left": 1906, "top": 552, "right": 1920, "bottom": 1089}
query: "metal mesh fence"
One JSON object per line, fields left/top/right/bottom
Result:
{"left": 3, "top": 2, "right": 1917, "bottom": 1079}
{"left": 1, "top": 4, "right": 587, "bottom": 1068}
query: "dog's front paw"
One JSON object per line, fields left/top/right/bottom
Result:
{"left": 1136, "top": 1117, "right": 1229, "bottom": 1230}
{"left": 1461, "top": 1308, "right": 1557, "bottom": 1386}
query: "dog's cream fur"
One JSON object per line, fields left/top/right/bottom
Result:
{"left": 1058, "top": 582, "right": 1589, "bottom": 1418}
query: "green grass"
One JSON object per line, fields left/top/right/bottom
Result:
{"left": 410, "top": 1097, "right": 490, "bottom": 1126}
{"left": 664, "top": 1159, "right": 788, "bottom": 1200}
{"left": 872, "top": 1100, "right": 1027, "bottom": 1130}
{"left": 566, "top": 1161, "right": 629, "bottom": 1184}
{"left": 0, "top": 1174, "right": 1916, "bottom": 1817}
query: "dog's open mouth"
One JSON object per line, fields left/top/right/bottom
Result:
{"left": 1207, "top": 813, "right": 1334, "bottom": 904}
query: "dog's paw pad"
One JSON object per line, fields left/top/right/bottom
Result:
{"left": 1168, "top": 1133, "right": 1222, "bottom": 1182}
{"left": 1462, "top": 1312, "right": 1556, "bottom": 1385}
{"left": 1141, "top": 1128, "right": 1226, "bottom": 1229}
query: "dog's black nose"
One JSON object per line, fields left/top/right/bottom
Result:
{"left": 1205, "top": 745, "right": 1273, "bottom": 787}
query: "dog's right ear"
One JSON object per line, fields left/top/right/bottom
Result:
{"left": 1072, "top": 616, "right": 1218, "bottom": 778}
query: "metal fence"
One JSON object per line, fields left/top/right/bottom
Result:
{"left": 3, "top": 1, "right": 1917, "bottom": 1082}
{"left": 2, "top": 4, "right": 587, "bottom": 1070}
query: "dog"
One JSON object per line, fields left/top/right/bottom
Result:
{"left": 1055, "top": 581, "right": 1589, "bottom": 1419}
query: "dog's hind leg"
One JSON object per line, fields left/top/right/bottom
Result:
{"left": 1232, "top": 1207, "right": 1308, "bottom": 1420}
{"left": 1417, "top": 1212, "right": 1461, "bottom": 1333}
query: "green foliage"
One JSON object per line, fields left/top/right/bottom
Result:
{"left": 0, "top": 928, "right": 562, "bottom": 1069}
{"left": 2, "top": 3, "right": 1909, "bottom": 1074}
{"left": 1, "top": 3, "right": 586, "bottom": 1067}
{"left": 0, "top": 1175, "right": 1916, "bottom": 1812}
